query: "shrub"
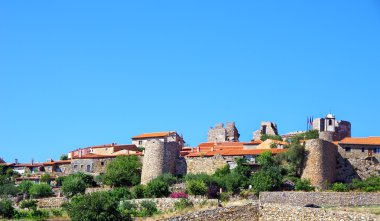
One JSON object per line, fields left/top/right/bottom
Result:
{"left": 29, "top": 183, "right": 53, "bottom": 198}
{"left": 138, "top": 200, "right": 157, "bottom": 217}
{"left": 40, "top": 173, "right": 51, "bottom": 184}
{"left": 174, "top": 198, "right": 193, "bottom": 211}
{"left": 62, "top": 176, "right": 87, "bottom": 197}
{"left": 295, "top": 179, "right": 315, "bottom": 192}
{"left": 55, "top": 176, "right": 67, "bottom": 187}
{"left": 0, "top": 199, "right": 14, "bottom": 219}
{"left": 185, "top": 173, "right": 217, "bottom": 186}
{"left": 64, "top": 191, "right": 130, "bottom": 221}
{"left": 109, "top": 187, "right": 132, "bottom": 200}
{"left": 104, "top": 155, "right": 142, "bottom": 187}
{"left": 73, "top": 173, "right": 96, "bottom": 187}
{"left": 169, "top": 192, "right": 188, "bottom": 199}
{"left": 154, "top": 173, "right": 178, "bottom": 185}
{"left": 20, "top": 200, "right": 37, "bottom": 210}
{"left": 250, "top": 168, "right": 282, "bottom": 193}
{"left": 131, "top": 185, "right": 145, "bottom": 199}
{"left": 331, "top": 182, "right": 349, "bottom": 192}
{"left": 186, "top": 180, "right": 207, "bottom": 197}
{"left": 213, "top": 165, "right": 230, "bottom": 178}
{"left": 0, "top": 183, "right": 19, "bottom": 197}
{"left": 220, "top": 192, "right": 231, "bottom": 202}
{"left": 144, "top": 179, "right": 170, "bottom": 198}
{"left": 207, "top": 184, "right": 220, "bottom": 199}
{"left": 50, "top": 208, "right": 63, "bottom": 217}
{"left": 18, "top": 180, "right": 34, "bottom": 194}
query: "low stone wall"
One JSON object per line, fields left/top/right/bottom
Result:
{"left": 126, "top": 198, "right": 218, "bottom": 212}
{"left": 161, "top": 203, "right": 259, "bottom": 221}
{"left": 85, "top": 187, "right": 112, "bottom": 194}
{"left": 260, "top": 191, "right": 380, "bottom": 207}
{"left": 260, "top": 203, "right": 378, "bottom": 221}
{"left": 185, "top": 155, "right": 227, "bottom": 175}
{"left": 37, "top": 197, "right": 68, "bottom": 208}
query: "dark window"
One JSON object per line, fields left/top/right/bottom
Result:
{"left": 362, "top": 148, "right": 365, "bottom": 153}
{"left": 345, "top": 147, "right": 351, "bottom": 152}
{"left": 328, "top": 119, "right": 332, "bottom": 126}
{"left": 86, "top": 165, "right": 91, "bottom": 172}
{"left": 80, "top": 165, "right": 84, "bottom": 169}
{"left": 101, "top": 162, "right": 105, "bottom": 166}
{"left": 138, "top": 141, "right": 143, "bottom": 145}
{"left": 262, "top": 125, "right": 267, "bottom": 134}
{"left": 74, "top": 165, "right": 78, "bottom": 170}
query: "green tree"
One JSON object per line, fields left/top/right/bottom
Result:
{"left": 144, "top": 179, "right": 170, "bottom": 198}
{"left": 250, "top": 167, "right": 282, "bottom": 193}
{"left": 261, "top": 134, "right": 283, "bottom": 141}
{"left": 0, "top": 183, "right": 19, "bottom": 197}
{"left": 18, "top": 180, "right": 34, "bottom": 195}
{"left": 294, "top": 179, "right": 315, "bottom": 192}
{"left": 20, "top": 199, "right": 38, "bottom": 211}
{"left": 62, "top": 176, "right": 87, "bottom": 197}
{"left": 331, "top": 182, "right": 349, "bottom": 192}
{"left": 60, "top": 154, "right": 69, "bottom": 160}
{"left": 104, "top": 155, "right": 142, "bottom": 187}
{"left": 109, "top": 187, "right": 132, "bottom": 200}
{"left": 234, "top": 158, "right": 252, "bottom": 178}
{"left": 29, "top": 183, "right": 53, "bottom": 198}
{"left": 131, "top": 184, "right": 145, "bottom": 199}
{"left": 283, "top": 142, "right": 306, "bottom": 177}
{"left": 40, "top": 173, "right": 51, "bottom": 184}
{"left": 64, "top": 192, "right": 130, "bottom": 221}
{"left": 186, "top": 180, "right": 207, "bottom": 197}
{"left": 213, "top": 165, "right": 230, "bottom": 178}
{"left": 0, "top": 199, "right": 15, "bottom": 219}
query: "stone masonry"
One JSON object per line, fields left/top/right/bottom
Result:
{"left": 185, "top": 155, "right": 227, "bottom": 175}
{"left": 208, "top": 122, "right": 240, "bottom": 142}
{"left": 252, "top": 121, "right": 278, "bottom": 141}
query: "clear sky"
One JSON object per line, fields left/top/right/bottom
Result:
{"left": 1, "top": 1, "right": 380, "bottom": 163}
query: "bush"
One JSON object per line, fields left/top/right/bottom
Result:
{"left": 62, "top": 176, "right": 87, "bottom": 197}
{"left": 331, "top": 182, "right": 349, "bottom": 192}
{"left": 250, "top": 168, "right": 282, "bottom": 193}
{"left": 138, "top": 200, "right": 157, "bottom": 217}
{"left": 213, "top": 165, "right": 230, "bottom": 178}
{"left": 40, "top": 173, "right": 51, "bottom": 184}
{"left": 186, "top": 180, "right": 207, "bottom": 197}
{"left": 185, "top": 173, "right": 217, "bottom": 186}
{"left": 29, "top": 183, "right": 53, "bottom": 198}
{"left": 104, "top": 155, "right": 142, "bottom": 187}
{"left": 295, "top": 179, "right": 315, "bottom": 192}
{"left": 220, "top": 192, "right": 231, "bottom": 202}
{"left": 154, "top": 173, "right": 178, "bottom": 185}
{"left": 18, "top": 180, "right": 34, "bottom": 194}
{"left": 73, "top": 173, "right": 96, "bottom": 187}
{"left": 55, "top": 176, "right": 67, "bottom": 187}
{"left": 144, "top": 179, "right": 170, "bottom": 198}
{"left": 170, "top": 192, "right": 188, "bottom": 199}
{"left": 64, "top": 191, "right": 130, "bottom": 221}
{"left": 0, "top": 183, "right": 19, "bottom": 197}
{"left": 109, "top": 187, "right": 132, "bottom": 200}
{"left": 0, "top": 199, "right": 14, "bottom": 219}
{"left": 131, "top": 185, "right": 145, "bottom": 199}
{"left": 20, "top": 199, "right": 37, "bottom": 210}
{"left": 174, "top": 198, "right": 193, "bottom": 210}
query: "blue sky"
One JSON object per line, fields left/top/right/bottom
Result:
{"left": 1, "top": 1, "right": 380, "bottom": 163}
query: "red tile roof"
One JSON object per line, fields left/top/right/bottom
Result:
{"left": 43, "top": 160, "right": 71, "bottom": 166}
{"left": 186, "top": 148, "right": 287, "bottom": 157}
{"left": 73, "top": 152, "right": 143, "bottom": 159}
{"left": 132, "top": 132, "right": 172, "bottom": 139}
{"left": 339, "top": 137, "right": 380, "bottom": 146}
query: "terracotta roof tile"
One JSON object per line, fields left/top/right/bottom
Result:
{"left": 43, "top": 160, "right": 71, "bottom": 166}
{"left": 186, "top": 149, "right": 287, "bottom": 157}
{"left": 132, "top": 132, "right": 172, "bottom": 139}
{"left": 339, "top": 137, "right": 380, "bottom": 146}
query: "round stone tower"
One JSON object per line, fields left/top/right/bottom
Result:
{"left": 319, "top": 131, "right": 334, "bottom": 142}
{"left": 141, "top": 139, "right": 165, "bottom": 185}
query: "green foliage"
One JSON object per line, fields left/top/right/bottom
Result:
{"left": 351, "top": 176, "right": 380, "bottom": 192}
{"left": 55, "top": 176, "right": 66, "bottom": 187}
{"left": 104, "top": 155, "right": 142, "bottom": 187}
{"left": 138, "top": 200, "right": 158, "bottom": 217}
{"left": 174, "top": 198, "right": 193, "bottom": 211}
{"left": 331, "top": 182, "right": 349, "bottom": 192}
{"left": 250, "top": 167, "right": 282, "bottom": 193}
{"left": 289, "top": 130, "right": 319, "bottom": 142}
{"left": 154, "top": 173, "right": 178, "bottom": 185}
{"left": 220, "top": 192, "right": 231, "bottom": 202}
{"left": 294, "top": 179, "right": 315, "bottom": 192}
{"left": 60, "top": 154, "right": 69, "bottom": 160}
{"left": 18, "top": 180, "right": 34, "bottom": 194}
{"left": 261, "top": 134, "right": 283, "bottom": 141}
{"left": 64, "top": 191, "right": 130, "bottom": 221}
{"left": 0, "top": 199, "right": 14, "bottom": 219}
{"left": 257, "top": 151, "right": 278, "bottom": 171}
{"left": 40, "top": 173, "right": 51, "bottom": 184}
{"left": 213, "top": 165, "right": 230, "bottom": 178}
{"left": 281, "top": 142, "right": 306, "bottom": 177}
{"left": 217, "top": 173, "right": 247, "bottom": 193}
{"left": 144, "top": 179, "right": 170, "bottom": 198}
{"left": 20, "top": 199, "right": 37, "bottom": 210}
{"left": 185, "top": 173, "right": 217, "bottom": 186}
{"left": 62, "top": 176, "right": 87, "bottom": 197}
{"left": 73, "top": 173, "right": 96, "bottom": 187}
{"left": 95, "top": 174, "right": 105, "bottom": 185}
{"left": 234, "top": 158, "right": 252, "bottom": 178}
{"left": 0, "top": 175, "right": 12, "bottom": 186}
{"left": 29, "top": 183, "right": 53, "bottom": 198}
{"left": 131, "top": 185, "right": 145, "bottom": 199}
{"left": 109, "top": 187, "right": 132, "bottom": 201}
{"left": 186, "top": 180, "right": 208, "bottom": 197}
{"left": 0, "top": 183, "right": 19, "bottom": 197}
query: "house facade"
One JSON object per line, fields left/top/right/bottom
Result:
{"left": 132, "top": 131, "right": 185, "bottom": 149}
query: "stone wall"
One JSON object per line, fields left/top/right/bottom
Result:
{"left": 259, "top": 192, "right": 380, "bottom": 207}
{"left": 208, "top": 122, "right": 239, "bottom": 142}
{"left": 252, "top": 121, "right": 278, "bottom": 141}
{"left": 260, "top": 203, "right": 377, "bottom": 221}
{"left": 301, "top": 139, "right": 337, "bottom": 189}
{"left": 37, "top": 197, "right": 68, "bottom": 208}
{"left": 161, "top": 203, "right": 259, "bottom": 221}
{"left": 185, "top": 155, "right": 227, "bottom": 175}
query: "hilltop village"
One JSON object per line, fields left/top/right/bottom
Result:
{"left": 1, "top": 113, "right": 379, "bottom": 189}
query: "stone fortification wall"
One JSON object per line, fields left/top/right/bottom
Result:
{"left": 259, "top": 192, "right": 380, "bottom": 207}
{"left": 260, "top": 203, "right": 377, "bottom": 221}
{"left": 37, "top": 197, "right": 68, "bottom": 208}
{"left": 185, "top": 155, "right": 227, "bottom": 175}
{"left": 301, "top": 138, "right": 337, "bottom": 189}
{"left": 163, "top": 142, "right": 181, "bottom": 175}
{"left": 126, "top": 198, "right": 218, "bottom": 212}
{"left": 162, "top": 203, "right": 259, "bottom": 221}
{"left": 208, "top": 122, "right": 239, "bottom": 142}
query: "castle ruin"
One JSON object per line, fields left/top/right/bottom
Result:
{"left": 252, "top": 121, "right": 279, "bottom": 141}
{"left": 207, "top": 122, "right": 240, "bottom": 142}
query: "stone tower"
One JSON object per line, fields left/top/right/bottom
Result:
{"left": 312, "top": 113, "right": 351, "bottom": 141}
{"left": 252, "top": 121, "right": 279, "bottom": 141}
{"left": 301, "top": 132, "right": 337, "bottom": 190}
{"left": 140, "top": 139, "right": 181, "bottom": 184}
{"left": 208, "top": 122, "right": 240, "bottom": 142}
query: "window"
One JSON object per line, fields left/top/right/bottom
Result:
{"left": 101, "top": 162, "right": 105, "bottom": 166}
{"left": 345, "top": 147, "right": 351, "bottom": 152}
{"left": 362, "top": 148, "right": 365, "bottom": 153}
{"left": 80, "top": 165, "right": 84, "bottom": 169}
{"left": 328, "top": 119, "right": 332, "bottom": 126}
{"left": 138, "top": 141, "right": 143, "bottom": 145}
{"left": 86, "top": 165, "right": 91, "bottom": 172}
{"left": 374, "top": 148, "right": 379, "bottom": 154}
{"left": 74, "top": 165, "right": 78, "bottom": 170}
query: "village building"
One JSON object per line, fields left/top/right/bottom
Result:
{"left": 132, "top": 131, "right": 185, "bottom": 149}
{"left": 338, "top": 137, "right": 380, "bottom": 155}
{"left": 43, "top": 159, "right": 71, "bottom": 175}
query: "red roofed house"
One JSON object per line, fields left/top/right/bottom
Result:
{"left": 338, "top": 137, "right": 380, "bottom": 156}
{"left": 132, "top": 131, "right": 185, "bottom": 149}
